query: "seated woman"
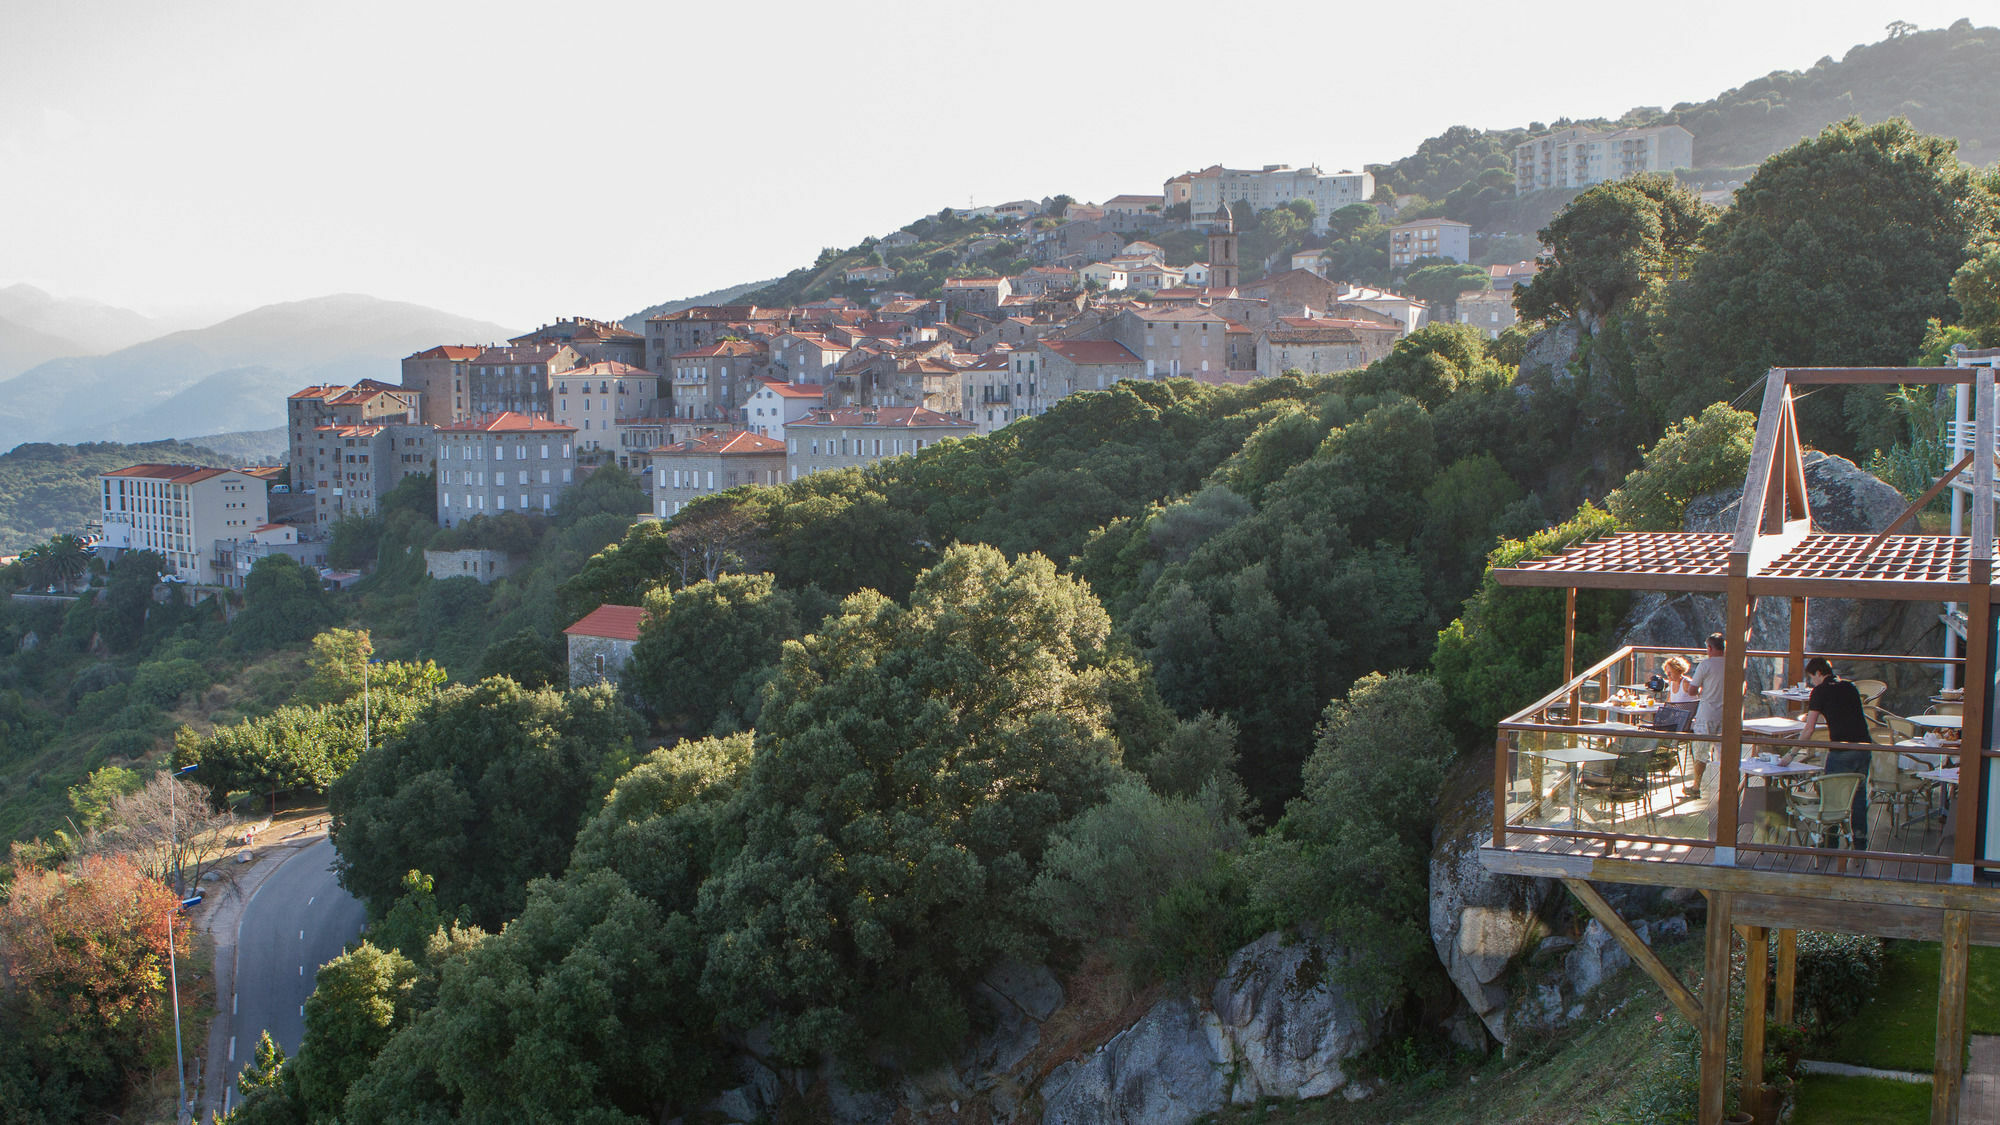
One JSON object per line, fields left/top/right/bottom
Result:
{"left": 1778, "top": 657, "right": 1873, "bottom": 851}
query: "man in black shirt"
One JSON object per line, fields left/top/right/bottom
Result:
{"left": 1789, "top": 657, "right": 1872, "bottom": 850}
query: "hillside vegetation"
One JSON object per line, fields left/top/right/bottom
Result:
{"left": 0, "top": 439, "right": 232, "bottom": 553}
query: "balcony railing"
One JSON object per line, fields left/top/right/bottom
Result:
{"left": 1492, "top": 644, "right": 1982, "bottom": 884}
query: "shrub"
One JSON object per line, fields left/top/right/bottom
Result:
{"left": 1786, "top": 931, "right": 1884, "bottom": 1030}
{"left": 1031, "top": 778, "right": 1247, "bottom": 948}
{"left": 95, "top": 730, "right": 157, "bottom": 760}
{"left": 131, "top": 657, "right": 209, "bottom": 708}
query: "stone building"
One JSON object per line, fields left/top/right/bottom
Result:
{"left": 464, "top": 344, "right": 585, "bottom": 418}
{"left": 435, "top": 413, "right": 577, "bottom": 527}
{"left": 1255, "top": 318, "right": 1397, "bottom": 376}
{"left": 308, "top": 421, "right": 437, "bottom": 532}
{"left": 1455, "top": 289, "right": 1519, "bottom": 339}
{"left": 783, "top": 407, "right": 975, "bottom": 480}
{"left": 552, "top": 360, "right": 659, "bottom": 455}
{"left": 509, "top": 316, "right": 645, "bottom": 367}
{"left": 670, "top": 339, "right": 767, "bottom": 423}
{"left": 286, "top": 381, "right": 421, "bottom": 492}
{"left": 399, "top": 345, "right": 482, "bottom": 425}
{"left": 563, "top": 603, "right": 649, "bottom": 690}
{"left": 652, "top": 429, "right": 787, "bottom": 517}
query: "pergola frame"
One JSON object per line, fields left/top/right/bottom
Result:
{"left": 1483, "top": 367, "right": 1999, "bottom": 1125}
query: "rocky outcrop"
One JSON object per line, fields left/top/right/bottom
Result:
{"left": 1428, "top": 755, "right": 1553, "bottom": 1048}
{"left": 1040, "top": 931, "right": 1385, "bottom": 1125}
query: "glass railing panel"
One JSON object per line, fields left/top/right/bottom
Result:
{"left": 1503, "top": 725, "right": 1714, "bottom": 843}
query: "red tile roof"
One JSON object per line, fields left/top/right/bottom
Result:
{"left": 1045, "top": 340, "right": 1141, "bottom": 365}
{"left": 102, "top": 463, "right": 234, "bottom": 483}
{"left": 673, "top": 340, "right": 765, "bottom": 360}
{"left": 656, "top": 430, "right": 787, "bottom": 456}
{"left": 437, "top": 412, "right": 576, "bottom": 434}
{"left": 565, "top": 360, "right": 652, "bottom": 378}
{"left": 788, "top": 407, "right": 976, "bottom": 430}
{"left": 758, "top": 380, "right": 826, "bottom": 399}
{"left": 409, "top": 345, "right": 483, "bottom": 361}
{"left": 564, "top": 604, "right": 649, "bottom": 642}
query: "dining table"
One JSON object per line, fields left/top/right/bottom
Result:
{"left": 1907, "top": 714, "right": 1965, "bottom": 732}
{"left": 1520, "top": 745, "right": 1622, "bottom": 827}
{"left": 1741, "top": 715, "right": 1808, "bottom": 737}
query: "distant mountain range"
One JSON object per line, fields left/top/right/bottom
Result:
{"left": 0, "top": 285, "right": 179, "bottom": 381}
{"left": 0, "top": 294, "right": 515, "bottom": 449}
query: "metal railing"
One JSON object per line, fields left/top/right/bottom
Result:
{"left": 1492, "top": 645, "right": 1984, "bottom": 878}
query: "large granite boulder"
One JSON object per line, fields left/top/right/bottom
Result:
{"left": 1213, "top": 931, "right": 1382, "bottom": 1102}
{"left": 1428, "top": 754, "right": 1554, "bottom": 1047}
{"left": 1040, "top": 996, "right": 1231, "bottom": 1125}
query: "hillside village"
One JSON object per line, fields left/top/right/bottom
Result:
{"left": 88, "top": 130, "right": 1719, "bottom": 593}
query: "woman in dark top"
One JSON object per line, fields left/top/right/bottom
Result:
{"left": 1785, "top": 657, "right": 1873, "bottom": 850}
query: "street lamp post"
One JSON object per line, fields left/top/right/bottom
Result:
{"left": 167, "top": 762, "right": 198, "bottom": 1125}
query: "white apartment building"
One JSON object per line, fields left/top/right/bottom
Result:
{"left": 100, "top": 463, "right": 270, "bottom": 586}
{"left": 1512, "top": 124, "right": 1694, "bottom": 194}
{"left": 1182, "top": 165, "right": 1375, "bottom": 232}
{"left": 745, "top": 379, "right": 825, "bottom": 439}
{"left": 1388, "top": 218, "right": 1471, "bottom": 267}
{"left": 435, "top": 413, "right": 578, "bottom": 527}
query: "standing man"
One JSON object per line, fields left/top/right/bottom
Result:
{"left": 1789, "top": 656, "right": 1874, "bottom": 852}
{"left": 1688, "top": 632, "right": 1726, "bottom": 798}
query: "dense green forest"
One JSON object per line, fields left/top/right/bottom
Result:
{"left": 0, "top": 439, "right": 232, "bottom": 553}
{"left": 4, "top": 109, "right": 2000, "bottom": 1123}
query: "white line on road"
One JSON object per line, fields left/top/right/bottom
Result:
{"left": 308, "top": 896, "right": 315, "bottom": 905}
{"left": 300, "top": 1004, "right": 305, "bottom": 1016}
{"left": 299, "top": 929, "right": 304, "bottom": 940}
{"left": 228, "top": 1036, "right": 235, "bottom": 1062}
{"left": 232, "top": 994, "right": 237, "bottom": 1015}
{"left": 298, "top": 965, "right": 303, "bottom": 976}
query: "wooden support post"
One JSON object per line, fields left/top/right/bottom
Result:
{"left": 1774, "top": 929, "right": 1797, "bottom": 1026}
{"left": 1562, "top": 878, "right": 1702, "bottom": 1025}
{"left": 1962, "top": 367, "right": 1994, "bottom": 880}
{"left": 1564, "top": 586, "right": 1579, "bottom": 725}
{"left": 1718, "top": 577, "right": 1750, "bottom": 858}
{"left": 1493, "top": 729, "right": 1510, "bottom": 848}
{"left": 1933, "top": 909, "right": 1972, "bottom": 1125}
{"left": 1700, "top": 893, "right": 1735, "bottom": 1125}
{"left": 1740, "top": 925, "right": 1768, "bottom": 1113}
{"left": 1788, "top": 597, "right": 1807, "bottom": 688}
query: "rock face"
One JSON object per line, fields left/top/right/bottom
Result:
{"left": 1040, "top": 931, "right": 1384, "bottom": 1125}
{"left": 1428, "top": 755, "right": 1553, "bottom": 1047}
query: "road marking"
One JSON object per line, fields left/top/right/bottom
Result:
{"left": 232, "top": 994, "right": 237, "bottom": 1015}
{"left": 299, "top": 929, "right": 305, "bottom": 940}
{"left": 228, "top": 1036, "right": 235, "bottom": 1062}
{"left": 300, "top": 1004, "right": 305, "bottom": 1016}
{"left": 308, "top": 896, "right": 315, "bottom": 905}
{"left": 299, "top": 965, "right": 303, "bottom": 976}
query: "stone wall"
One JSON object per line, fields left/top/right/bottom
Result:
{"left": 421, "top": 548, "right": 516, "bottom": 585}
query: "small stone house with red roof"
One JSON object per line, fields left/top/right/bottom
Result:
{"left": 564, "top": 604, "right": 649, "bottom": 690}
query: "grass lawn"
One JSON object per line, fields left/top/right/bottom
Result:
{"left": 1820, "top": 940, "right": 2000, "bottom": 1072}
{"left": 1790, "top": 1074, "right": 1930, "bottom": 1124}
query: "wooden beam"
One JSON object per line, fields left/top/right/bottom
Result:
{"left": 1492, "top": 729, "right": 1510, "bottom": 850}
{"left": 1788, "top": 597, "right": 1807, "bottom": 688}
{"left": 1562, "top": 877, "right": 1702, "bottom": 1025}
{"left": 1782, "top": 395, "right": 1811, "bottom": 525}
{"left": 1480, "top": 844, "right": 2000, "bottom": 914}
{"left": 1735, "top": 893, "right": 2000, "bottom": 945}
{"left": 1781, "top": 367, "right": 1978, "bottom": 386}
{"left": 1961, "top": 367, "right": 1995, "bottom": 877}
{"left": 1774, "top": 928, "right": 1797, "bottom": 1026}
{"left": 1741, "top": 925, "right": 1769, "bottom": 1112}
{"left": 1734, "top": 372, "right": 1793, "bottom": 555}
{"left": 1933, "top": 908, "right": 1972, "bottom": 1125}
{"left": 1717, "top": 576, "right": 1751, "bottom": 857}
{"left": 1700, "top": 893, "right": 1735, "bottom": 1125}
{"left": 1870, "top": 448, "right": 1975, "bottom": 545}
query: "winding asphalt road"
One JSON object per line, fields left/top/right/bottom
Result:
{"left": 222, "top": 837, "right": 366, "bottom": 1111}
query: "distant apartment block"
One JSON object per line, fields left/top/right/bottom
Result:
{"left": 287, "top": 381, "right": 421, "bottom": 494}
{"left": 100, "top": 463, "right": 271, "bottom": 586}
{"left": 464, "top": 344, "right": 585, "bottom": 418}
{"left": 644, "top": 306, "right": 785, "bottom": 373}
{"left": 783, "top": 407, "right": 975, "bottom": 480}
{"left": 670, "top": 340, "right": 766, "bottom": 423}
{"left": 1176, "top": 165, "right": 1375, "bottom": 233}
{"left": 652, "top": 430, "right": 787, "bottom": 517}
{"left": 309, "top": 422, "right": 437, "bottom": 532}
{"left": 552, "top": 361, "right": 658, "bottom": 453}
{"left": 400, "top": 345, "right": 481, "bottom": 425}
{"left": 435, "top": 413, "right": 577, "bottom": 527}
{"left": 1512, "top": 124, "right": 1694, "bottom": 195}
{"left": 1388, "top": 219, "right": 1471, "bottom": 267}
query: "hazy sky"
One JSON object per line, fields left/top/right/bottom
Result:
{"left": 0, "top": 1, "right": 1985, "bottom": 331}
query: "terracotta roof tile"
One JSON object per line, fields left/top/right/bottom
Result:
{"left": 564, "top": 604, "right": 649, "bottom": 642}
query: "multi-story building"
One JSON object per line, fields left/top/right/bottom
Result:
{"left": 509, "top": 316, "right": 645, "bottom": 367}
{"left": 1512, "top": 124, "right": 1694, "bottom": 195}
{"left": 308, "top": 422, "right": 437, "bottom": 531}
{"left": 1388, "top": 218, "right": 1471, "bottom": 267}
{"left": 552, "top": 360, "right": 659, "bottom": 454}
{"left": 1255, "top": 317, "right": 1399, "bottom": 375}
{"left": 670, "top": 340, "right": 766, "bottom": 423}
{"left": 652, "top": 430, "right": 787, "bottom": 517}
{"left": 767, "top": 332, "right": 850, "bottom": 385}
{"left": 434, "top": 413, "right": 577, "bottom": 527}
{"left": 644, "top": 306, "right": 786, "bottom": 373}
{"left": 745, "top": 379, "right": 825, "bottom": 439}
{"left": 99, "top": 463, "right": 270, "bottom": 585}
{"left": 783, "top": 407, "right": 976, "bottom": 480}
{"left": 1179, "top": 164, "right": 1375, "bottom": 232}
{"left": 464, "top": 344, "right": 585, "bottom": 418}
{"left": 1082, "top": 306, "right": 1232, "bottom": 379}
{"left": 399, "top": 345, "right": 481, "bottom": 425}
{"left": 941, "top": 277, "right": 1013, "bottom": 317}
{"left": 286, "top": 381, "right": 421, "bottom": 491}
{"left": 212, "top": 523, "right": 326, "bottom": 590}
{"left": 1455, "top": 289, "right": 1519, "bottom": 339}
{"left": 612, "top": 417, "right": 674, "bottom": 480}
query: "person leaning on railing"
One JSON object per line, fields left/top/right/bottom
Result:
{"left": 1778, "top": 657, "right": 1873, "bottom": 851}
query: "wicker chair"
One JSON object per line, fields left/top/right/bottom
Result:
{"left": 1790, "top": 772, "right": 1864, "bottom": 851}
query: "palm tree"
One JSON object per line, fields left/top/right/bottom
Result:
{"left": 17, "top": 542, "right": 54, "bottom": 592}
{"left": 45, "top": 535, "right": 88, "bottom": 593}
